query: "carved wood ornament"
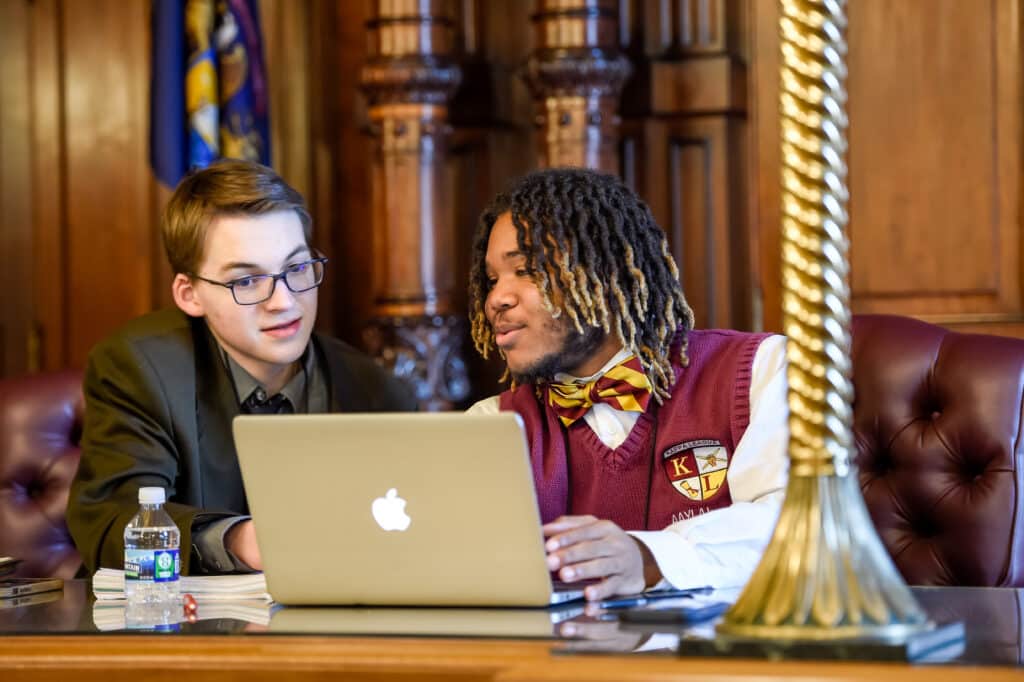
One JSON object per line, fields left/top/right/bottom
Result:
{"left": 360, "top": 0, "right": 469, "bottom": 410}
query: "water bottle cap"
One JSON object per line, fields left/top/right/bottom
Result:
{"left": 138, "top": 487, "right": 165, "bottom": 504}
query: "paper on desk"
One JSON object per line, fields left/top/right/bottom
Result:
{"left": 92, "top": 568, "right": 272, "bottom": 602}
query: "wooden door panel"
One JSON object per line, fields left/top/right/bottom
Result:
{"left": 751, "top": 0, "right": 1024, "bottom": 336}
{"left": 0, "top": 0, "right": 34, "bottom": 375}
{"left": 62, "top": 0, "right": 154, "bottom": 368}
{"left": 629, "top": 116, "right": 750, "bottom": 331}
{"left": 848, "top": 0, "right": 1019, "bottom": 322}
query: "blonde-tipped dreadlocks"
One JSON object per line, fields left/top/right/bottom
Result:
{"left": 468, "top": 168, "right": 695, "bottom": 402}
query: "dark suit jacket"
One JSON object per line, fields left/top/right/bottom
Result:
{"left": 67, "top": 309, "right": 416, "bottom": 574}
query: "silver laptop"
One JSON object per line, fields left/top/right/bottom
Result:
{"left": 232, "top": 413, "right": 584, "bottom": 607}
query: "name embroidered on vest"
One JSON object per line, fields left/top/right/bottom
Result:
{"left": 499, "top": 329, "right": 770, "bottom": 530}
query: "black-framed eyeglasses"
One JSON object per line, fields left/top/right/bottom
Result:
{"left": 192, "top": 257, "right": 329, "bottom": 305}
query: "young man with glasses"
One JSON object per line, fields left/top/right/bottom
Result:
{"left": 68, "top": 160, "right": 415, "bottom": 575}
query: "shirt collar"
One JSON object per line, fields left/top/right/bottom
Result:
{"left": 552, "top": 346, "right": 632, "bottom": 385}
{"left": 222, "top": 344, "right": 315, "bottom": 409}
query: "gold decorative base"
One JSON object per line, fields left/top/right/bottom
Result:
{"left": 718, "top": 622, "right": 929, "bottom": 643}
{"left": 718, "top": 472, "right": 933, "bottom": 641}
{"left": 683, "top": 620, "right": 964, "bottom": 663}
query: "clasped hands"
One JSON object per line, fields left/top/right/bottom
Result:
{"left": 544, "top": 514, "right": 662, "bottom": 601}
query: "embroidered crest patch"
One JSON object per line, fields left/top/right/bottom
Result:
{"left": 661, "top": 439, "right": 730, "bottom": 501}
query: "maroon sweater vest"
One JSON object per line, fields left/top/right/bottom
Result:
{"left": 499, "top": 330, "right": 770, "bottom": 530}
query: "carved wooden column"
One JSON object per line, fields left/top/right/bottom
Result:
{"left": 524, "top": 0, "right": 631, "bottom": 172}
{"left": 360, "top": 0, "right": 469, "bottom": 411}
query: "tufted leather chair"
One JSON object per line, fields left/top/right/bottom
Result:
{"left": 0, "top": 370, "right": 84, "bottom": 578}
{"left": 853, "top": 314, "right": 1024, "bottom": 587}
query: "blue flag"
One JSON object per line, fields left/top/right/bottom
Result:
{"left": 216, "top": 0, "right": 271, "bottom": 165}
{"left": 150, "top": 0, "right": 187, "bottom": 188}
{"left": 150, "top": 0, "right": 271, "bottom": 189}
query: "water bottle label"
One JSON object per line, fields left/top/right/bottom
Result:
{"left": 125, "top": 549, "right": 180, "bottom": 583}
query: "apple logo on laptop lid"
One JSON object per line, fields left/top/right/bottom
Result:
{"left": 372, "top": 488, "right": 411, "bottom": 531}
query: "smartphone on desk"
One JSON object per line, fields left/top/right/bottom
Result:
{"left": 0, "top": 589, "right": 64, "bottom": 610}
{"left": 617, "top": 596, "right": 730, "bottom": 625}
{"left": 0, "top": 577, "right": 64, "bottom": 600}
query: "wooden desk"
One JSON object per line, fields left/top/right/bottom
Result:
{"left": 2, "top": 634, "right": 1022, "bottom": 682}
{"left": 1, "top": 582, "right": 1021, "bottom": 681}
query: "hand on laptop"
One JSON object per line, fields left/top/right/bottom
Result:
{"left": 225, "top": 520, "right": 263, "bottom": 571}
{"left": 543, "top": 515, "right": 663, "bottom": 601}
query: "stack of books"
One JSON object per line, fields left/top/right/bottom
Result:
{"left": 91, "top": 568, "right": 274, "bottom": 631}
{"left": 92, "top": 568, "right": 272, "bottom": 602}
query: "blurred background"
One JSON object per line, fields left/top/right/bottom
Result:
{"left": 1, "top": 0, "right": 1020, "bottom": 409}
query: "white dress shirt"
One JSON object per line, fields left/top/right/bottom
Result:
{"left": 466, "top": 334, "right": 789, "bottom": 591}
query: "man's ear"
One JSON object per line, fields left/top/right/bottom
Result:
{"left": 172, "top": 273, "right": 204, "bottom": 317}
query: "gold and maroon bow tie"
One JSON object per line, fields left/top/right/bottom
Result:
{"left": 547, "top": 355, "right": 653, "bottom": 427}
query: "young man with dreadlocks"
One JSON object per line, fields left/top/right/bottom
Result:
{"left": 467, "top": 168, "right": 788, "bottom": 601}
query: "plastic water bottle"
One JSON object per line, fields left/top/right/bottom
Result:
{"left": 123, "top": 601, "right": 181, "bottom": 632}
{"left": 124, "top": 486, "right": 180, "bottom": 606}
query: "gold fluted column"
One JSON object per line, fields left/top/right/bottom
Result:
{"left": 717, "top": 0, "right": 932, "bottom": 641}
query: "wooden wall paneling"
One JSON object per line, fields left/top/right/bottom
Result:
{"left": 637, "top": 0, "right": 747, "bottom": 60}
{"left": 62, "top": 0, "right": 154, "bottom": 368}
{"left": 748, "top": 0, "right": 781, "bottom": 333}
{"left": 480, "top": 0, "right": 533, "bottom": 117}
{"left": 647, "top": 56, "right": 745, "bottom": 114}
{"left": 627, "top": 0, "right": 753, "bottom": 331}
{"left": 847, "top": 0, "right": 1021, "bottom": 323}
{"left": 449, "top": 0, "right": 493, "bottom": 303}
{"left": 727, "top": 107, "right": 751, "bottom": 331}
{"left": 307, "top": 0, "right": 369, "bottom": 344}
{"left": 448, "top": 130, "right": 489, "bottom": 301}
{"left": 750, "top": 0, "right": 1024, "bottom": 338}
{"left": 637, "top": 116, "right": 748, "bottom": 331}
{"left": 619, "top": 0, "right": 639, "bottom": 49}
{"left": 472, "top": 0, "right": 533, "bottom": 185}
{"left": 989, "top": 0, "right": 1024, "bottom": 333}
{"left": 0, "top": 0, "right": 34, "bottom": 376}
{"left": 28, "top": 0, "right": 68, "bottom": 372}
{"left": 643, "top": 0, "right": 729, "bottom": 55}
{"left": 149, "top": 189, "right": 175, "bottom": 312}
{"left": 449, "top": 127, "right": 506, "bottom": 402}
{"left": 848, "top": 0, "right": 994, "bottom": 303}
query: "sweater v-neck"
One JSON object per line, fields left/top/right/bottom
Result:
{"left": 567, "top": 405, "right": 656, "bottom": 470}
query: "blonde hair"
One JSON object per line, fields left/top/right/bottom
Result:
{"left": 162, "top": 159, "right": 311, "bottom": 275}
